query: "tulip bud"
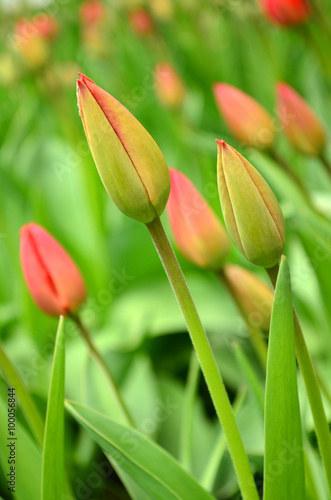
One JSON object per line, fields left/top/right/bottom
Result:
{"left": 77, "top": 73, "right": 170, "bottom": 223}
{"left": 260, "top": 0, "right": 310, "bottom": 26}
{"left": 217, "top": 141, "right": 285, "bottom": 269}
{"left": 167, "top": 169, "right": 230, "bottom": 270}
{"left": 213, "top": 83, "right": 275, "bottom": 150}
{"left": 129, "top": 8, "right": 154, "bottom": 35}
{"left": 79, "top": 0, "right": 106, "bottom": 26}
{"left": 277, "top": 83, "right": 325, "bottom": 156}
{"left": 14, "top": 18, "right": 49, "bottom": 70}
{"left": 20, "top": 223, "right": 86, "bottom": 316}
{"left": 154, "top": 63, "right": 185, "bottom": 108}
{"left": 224, "top": 265, "right": 274, "bottom": 331}
{"left": 33, "top": 14, "right": 59, "bottom": 40}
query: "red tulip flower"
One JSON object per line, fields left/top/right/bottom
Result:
{"left": 20, "top": 223, "right": 86, "bottom": 316}
{"left": 277, "top": 83, "right": 325, "bottom": 156}
{"left": 167, "top": 169, "right": 230, "bottom": 270}
{"left": 260, "top": 0, "right": 310, "bottom": 26}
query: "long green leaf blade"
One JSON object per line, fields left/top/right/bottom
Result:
{"left": 264, "top": 256, "right": 305, "bottom": 499}
{"left": 41, "top": 317, "right": 66, "bottom": 500}
{"left": 0, "top": 341, "right": 44, "bottom": 446}
{"left": 66, "top": 401, "right": 215, "bottom": 500}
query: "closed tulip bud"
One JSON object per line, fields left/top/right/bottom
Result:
{"left": 20, "top": 223, "right": 86, "bottom": 316}
{"left": 217, "top": 141, "right": 285, "bottom": 269}
{"left": 14, "top": 18, "right": 49, "bottom": 70}
{"left": 154, "top": 63, "right": 185, "bottom": 108}
{"left": 213, "top": 83, "right": 275, "bottom": 150}
{"left": 277, "top": 83, "right": 325, "bottom": 156}
{"left": 167, "top": 169, "right": 230, "bottom": 270}
{"left": 33, "top": 14, "right": 59, "bottom": 40}
{"left": 129, "top": 8, "right": 154, "bottom": 35}
{"left": 260, "top": 0, "right": 310, "bottom": 26}
{"left": 77, "top": 74, "right": 170, "bottom": 223}
{"left": 79, "top": 0, "right": 106, "bottom": 26}
{"left": 224, "top": 265, "right": 274, "bottom": 331}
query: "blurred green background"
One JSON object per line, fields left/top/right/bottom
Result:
{"left": 1, "top": 0, "right": 331, "bottom": 498}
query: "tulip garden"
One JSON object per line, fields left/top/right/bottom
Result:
{"left": 2, "top": 0, "right": 331, "bottom": 499}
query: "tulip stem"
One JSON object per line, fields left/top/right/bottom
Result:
{"left": 267, "top": 263, "right": 331, "bottom": 495}
{"left": 267, "top": 149, "right": 312, "bottom": 204}
{"left": 200, "top": 385, "right": 247, "bottom": 492}
{"left": 218, "top": 270, "right": 267, "bottom": 370}
{"left": 147, "top": 217, "right": 259, "bottom": 500}
{"left": 70, "top": 314, "right": 134, "bottom": 427}
{"left": 180, "top": 351, "right": 200, "bottom": 472}
{"left": 0, "top": 341, "right": 45, "bottom": 447}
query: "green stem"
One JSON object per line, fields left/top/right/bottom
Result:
{"left": 147, "top": 217, "right": 259, "bottom": 500}
{"left": 302, "top": 24, "right": 331, "bottom": 79}
{"left": 200, "top": 386, "right": 247, "bottom": 492}
{"left": 267, "top": 263, "right": 331, "bottom": 495}
{"left": 218, "top": 269, "right": 267, "bottom": 370}
{"left": 69, "top": 314, "right": 134, "bottom": 428}
{"left": 0, "top": 341, "right": 44, "bottom": 447}
{"left": 267, "top": 149, "right": 312, "bottom": 205}
{"left": 180, "top": 351, "right": 200, "bottom": 472}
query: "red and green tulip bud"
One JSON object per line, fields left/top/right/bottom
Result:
{"left": 277, "top": 83, "right": 325, "bottom": 156}
{"left": 260, "top": 0, "right": 310, "bottom": 26}
{"left": 224, "top": 264, "right": 274, "bottom": 331}
{"left": 20, "top": 223, "right": 86, "bottom": 316}
{"left": 154, "top": 63, "right": 185, "bottom": 108}
{"left": 213, "top": 83, "right": 275, "bottom": 150}
{"left": 167, "top": 169, "right": 230, "bottom": 270}
{"left": 217, "top": 141, "right": 285, "bottom": 269}
{"left": 77, "top": 74, "right": 170, "bottom": 223}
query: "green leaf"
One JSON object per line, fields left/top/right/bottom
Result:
{"left": 0, "top": 341, "right": 44, "bottom": 447}
{"left": 0, "top": 389, "right": 42, "bottom": 500}
{"left": 41, "top": 317, "right": 66, "bottom": 500}
{"left": 233, "top": 343, "right": 264, "bottom": 416}
{"left": 66, "top": 401, "right": 215, "bottom": 500}
{"left": 264, "top": 256, "right": 305, "bottom": 499}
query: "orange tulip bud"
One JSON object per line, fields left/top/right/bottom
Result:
{"left": 277, "top": 83, "right": 326, "bottom": 156}
{"left": 260, "top": 0, "right": 310, "bottom": 26}
{"left": 77, "top": 73, "right": 170, "bottom": 223}
{"left": 224, "top": 265, "right": 274, "bottom": 331}
{"left": 167, "top": 169, "right": 230, "bottom": 270}
{"left": 20, "top": 223, "right": 86, "bottom": 316}
{"left": 154, "top": 63, "right": 185, "bottom": 108}
{"left": 217, "top": 141, "right": 285, "bottom": 269}
{"left": 213, "top": 83, "right": 274, "bottom": 150}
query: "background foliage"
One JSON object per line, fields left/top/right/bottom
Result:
{"left": 1, "top": 0, "right": 331, "bottom": 498}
